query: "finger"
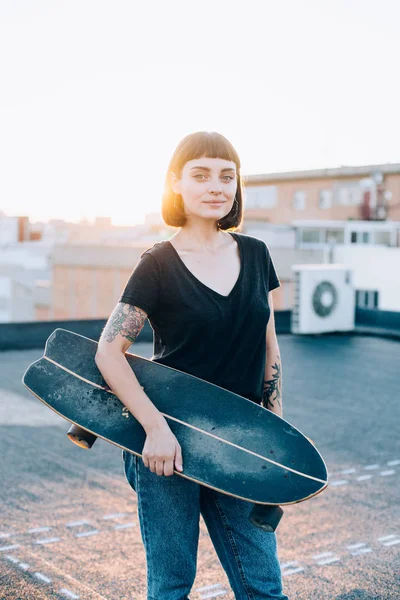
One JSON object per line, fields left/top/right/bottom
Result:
{"left": 175, "top": 446, "right": 183, "bottom": 472}
{"left": 164, "top": 459, "right": 174, "bottom": 477}
{"left": 156, "top": 461, "right": 164, "bottom": 477}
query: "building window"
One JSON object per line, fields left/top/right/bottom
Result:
{"left": 293, "top": 191, "right": 306, "bottom": 210}
{"left": 300, "top": 228, "right": 344, "bottom": 244}
{"left": 325, "top": 229, "right": 344, "bottom": 244}
{"left": 319, "top": 189, "right": 332, "bottom": 209}
{"left": 351, "top": 231, "right": 371, "bottom": 243}
{"left": 301, "top": 229, "right": 321, "bottom": 243}
{"left": 334, "top": 183, "right": 362, "bottom": 206}
{"left": 339, "top": 188, "right": 350, "bottom": 205}
{"left": 373, "top": 231, "right": 391, "bottom": 246}
{"left": 245, "top": 186, "right": 277, "bottom": 209}
{"left": 356, "top": 289, "right": 379, "bottom": 309}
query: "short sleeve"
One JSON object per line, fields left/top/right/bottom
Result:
{"left": 268, "top": 251, "right": 280, "bottom": 291}
{"left": 119, "top": 252, "right": 159, "bottom": 317}
{"left": 260, "top": 241, "right": 280, "bottom": 292}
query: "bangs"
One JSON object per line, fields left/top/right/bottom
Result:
{"left": 170, "top": 131, "right": 241, "bottom": 175}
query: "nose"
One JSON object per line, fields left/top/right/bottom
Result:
{"left": 208, "top": 177, "right": 222, "bottom": 195}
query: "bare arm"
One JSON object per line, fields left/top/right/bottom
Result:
{"left": 95, "top": 302, "right": 168, "bottom": 434}
{"left": 262, "top": 291, "right": 283, "bottom": 417}
{"left": 262, "top": 345, "right": 282, "bottom": 417}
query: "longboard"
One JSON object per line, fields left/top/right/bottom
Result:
{"left": 22, "top": 328, "right": 328, "bottom": 530}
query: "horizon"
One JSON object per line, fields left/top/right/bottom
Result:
{"left": 4, "top": 157, "right": 400, "bottom": 227}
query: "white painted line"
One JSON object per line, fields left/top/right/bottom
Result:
{"left": 387, "top": 460, "right": 400, "bottom": 467}
{"left": 18, "top": 562, "right": 31, "bottom": 570}
{"left": 34, "top": 572, "right": 52, "bottom": 584}
{"left": 280, "top": 561, "right": 299, "bottom": 568}
{"left": 312, "top": 552, "right": 334, "bottom": 560}
{"left": 380, "top": 470, "right": 395, "bottom": 476}
{"left": 114, "top": 522, "right": 136, "bottom": 530}
{"left": 317, "top": 556, "right": 341, "bottom": 565}
{"left": 5, "top": 555, "right": 19, "bottom": 563}
{"left": 66, "top": 520, "right": 90, "bottom": 528}
{"left": 201, "top": 591, "right": 227, "bottom": 599}
{"left": 346, "top": 543, "right": 366, "bottom": 550}
{"left": 356, "top": 475, "right": 372, "bottom": 481}
{"left": 0, "top": 533, "right": 11, "bottom": 539}
{"left": 350, "top": 548, "right": 373, "bottom": 556}
{"left": 330, "top": 480, "right": 348, "bottom": 487}
{"left": 75, "top": 530, "right": 99, "bottom": 538}
{"left": 196, "top": 584, "right": 225, "bottom": 592}
{"left": 102, "top": 513, "right": 127, "bottom": 520}
{"left": 340, "top": 468, "right": 356, "bottom": 475}
{"left": 36, "top": 537, "right": 60, "bottom": 545}
{"left": 28, "top": 527, "right": 52, "bottom": 534}
{"left": 378, "top": 535, "right": 397, "bottom": 542}
{"left": 364, "top": 464, "right": 380, "bottom": 470}
{"left": 382, "top": 539, "right": 400, "bottom": 547}
{"left": 59, "top": 589, "right": 80, "bottom": 599}
{"left": 282, "top": 567, "right": 305, "bottom": 576}
{"left": 0, "top": 545, "right": 20, "bottom": 552}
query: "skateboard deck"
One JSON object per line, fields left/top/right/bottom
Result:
{"left": 22, "top": 328, "right": 328, "bottom": 529}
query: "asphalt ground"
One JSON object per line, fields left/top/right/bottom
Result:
{"left": 0, "top": 333, "right": 399, "bottom": 599}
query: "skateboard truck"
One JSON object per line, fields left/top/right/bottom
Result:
{"left": 248, "top": 504, "right": 284, "bottom": 532}
{"left": 67, "top": 424, "right": 97, "bottom": 449}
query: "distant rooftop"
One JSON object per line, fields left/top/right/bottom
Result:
{"left": 246, "top": 163, "right": 400, "bottom": 184}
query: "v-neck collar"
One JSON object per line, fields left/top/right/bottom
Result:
{"left": 165, "top": 231, "right": 244, "bottom": 301}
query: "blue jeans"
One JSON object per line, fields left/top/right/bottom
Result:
{"left": 123, "top": 451, "right": 288, "bottom": 600}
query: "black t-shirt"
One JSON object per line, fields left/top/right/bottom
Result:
{"left": 119, "top": 232, "right": 280, "bottom": 405}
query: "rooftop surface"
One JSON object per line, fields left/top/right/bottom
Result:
{"left": 1, "top": 332, "right": 399, "bottom": 599}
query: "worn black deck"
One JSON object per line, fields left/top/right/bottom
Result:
{"left": 22, "top": 328, "right": 327, "bottom": 505}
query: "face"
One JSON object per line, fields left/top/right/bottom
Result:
{"left": 171, "top": 157, "right": 237, "bottom": 223}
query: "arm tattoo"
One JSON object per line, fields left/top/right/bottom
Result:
{"left": 262, "top": 353, "right": 282, "bottom": 409}
{"left": 103, "top": 302, "right": 147, "bottom": 343}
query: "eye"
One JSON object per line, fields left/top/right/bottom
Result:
{"left": 222, "top": 175, "right": 234, "bottom": 181}
{"left": 194, "top": 174, "right": 207, "bottom": 180}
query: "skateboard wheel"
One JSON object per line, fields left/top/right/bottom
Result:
{"left": 248, "top": 504, "right": 284, "bottom": 532}
{"left": 67, "top": 424, "right": 97, "bottom": 449}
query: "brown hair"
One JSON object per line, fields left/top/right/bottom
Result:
{"left": 161, "top": 131, "right": 243, "bottom": 230}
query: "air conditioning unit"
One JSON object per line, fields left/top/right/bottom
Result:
{"left": 291, "top": 265, "right": 355, "bottom": 334}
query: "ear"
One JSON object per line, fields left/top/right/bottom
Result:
{"left": 170, "top": 171, "right": 181, "bottom": 195}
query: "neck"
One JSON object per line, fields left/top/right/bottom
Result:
{"left": 173, "top": 220, "right": 229, "bottom": 251}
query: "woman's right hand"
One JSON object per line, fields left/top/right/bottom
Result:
{"left": 142, "top": 420, "right": 183, "bottom": 476}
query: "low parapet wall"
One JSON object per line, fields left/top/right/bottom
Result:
{"left": 0, "top": 309, "right": 398, "bottom": 351}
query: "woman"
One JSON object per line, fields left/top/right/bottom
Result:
{"left": 95, "top": 132, "right": 288, "bottom": 600}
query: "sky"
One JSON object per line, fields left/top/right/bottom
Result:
{"left": 0, "top": 0, "right": 399, "bottom": 226}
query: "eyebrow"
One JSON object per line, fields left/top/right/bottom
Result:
{"left": 190, "top": 166, "right": 236, "bottom": 173}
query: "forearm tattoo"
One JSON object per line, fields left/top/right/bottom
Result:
{"left": 103, "top": 302, "right": 147, "bottom": 343}
{"left": 262, "top": 353, "right": 282, "bottom": 409}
